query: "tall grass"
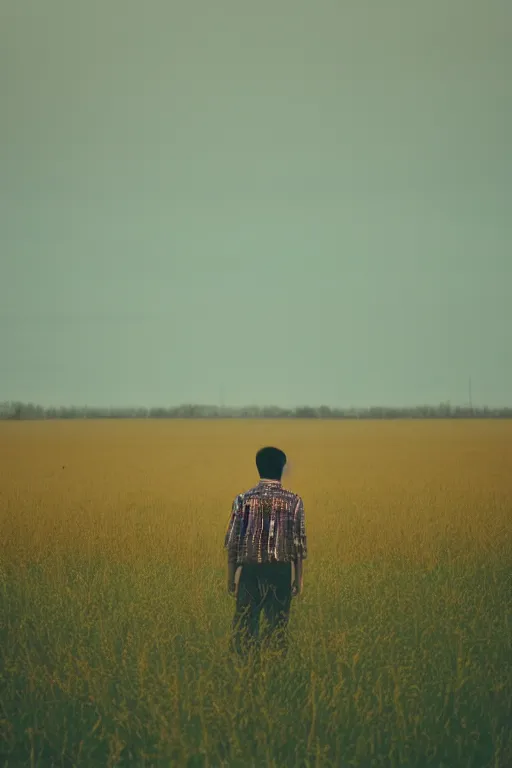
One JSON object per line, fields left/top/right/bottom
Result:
{"left": 1, "top": 420, "right": 511, "bottom": 766}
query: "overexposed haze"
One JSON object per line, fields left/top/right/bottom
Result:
{"left": 2, "top": 0, "right": 511, "bottom": 408}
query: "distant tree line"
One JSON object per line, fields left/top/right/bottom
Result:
{"left": 1, "top": 401, "right": 511, "bottom": 420}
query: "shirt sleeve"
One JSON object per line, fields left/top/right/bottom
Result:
{"left": 293, "top": 496, "right": 307, "bottom": 560}
{"left": 224, "top": 495, "right": 242, "bottom": 564}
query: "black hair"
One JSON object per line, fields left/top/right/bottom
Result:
{"left": 255, "top": 446, "right": 287, "bottom": 480}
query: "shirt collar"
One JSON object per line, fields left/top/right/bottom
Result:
{"left": 258, "top": 478, "right": 282, "bottom": 486}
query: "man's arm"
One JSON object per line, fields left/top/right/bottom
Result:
{"left": 292, "top": 497, "right": 307, "bottom": 596}
{"left": 224, "top": 495, "right": 242, "bottom": 594}
{"left": 227, "top": 561, "right": 239, "bottom": 595}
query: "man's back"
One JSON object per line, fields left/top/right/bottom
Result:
{"left": 225, "top": 478, "right": 307, "bottom": 565}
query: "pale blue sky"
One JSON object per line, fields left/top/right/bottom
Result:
{"left": 1, "top": 0, "right": 511, "bottom": 408}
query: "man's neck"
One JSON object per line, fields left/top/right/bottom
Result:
{"left": 258, "top": 477, "right": 282, "bottom": 484}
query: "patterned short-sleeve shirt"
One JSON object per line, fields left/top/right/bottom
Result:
{"left": 224, "top": 478, "right": 307, "bottom": 565}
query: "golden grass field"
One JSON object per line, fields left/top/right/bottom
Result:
{"left": 0, "top": 420, "right": 511, "bottom": 767}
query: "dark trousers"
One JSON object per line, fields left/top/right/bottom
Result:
{"left": 232, "top": 561, "right": 292, "bottom": 657}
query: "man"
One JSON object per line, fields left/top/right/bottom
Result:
{"left": 224, "top": 446, "right": 307, "bottom": 657}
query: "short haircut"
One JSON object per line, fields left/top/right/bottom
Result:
{"left": 256, "top": 446, "right": 287, "bottom": 480}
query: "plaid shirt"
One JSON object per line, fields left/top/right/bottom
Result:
{"left": 224, "top": 479, "right": 307, "bottom": 565}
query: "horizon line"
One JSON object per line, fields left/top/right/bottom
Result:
{"left": 2, "top": 401, "right": 512, "bottom": 411}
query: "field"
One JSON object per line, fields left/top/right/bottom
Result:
{"left": 0, "top": 419, "right": 511, "bottom": 767}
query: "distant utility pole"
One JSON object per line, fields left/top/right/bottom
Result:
{"left": 469, "top": 377, "right": 473, "bottom": 413}
{"left": 220, "top": 385, "right": 225, "bottom": 410}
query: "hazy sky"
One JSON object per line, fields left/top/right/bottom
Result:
{"left": 1, "top": 0, "right": 511, "bottom": 408}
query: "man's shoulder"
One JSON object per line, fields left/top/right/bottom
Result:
{"left": 278, "top": 486, "right": 302, "bottom": 503}
{"left": 234, "top": 486, "right": 257, "bottom": 502}
{"left": 236, "top": 485, "right": 301, "bottom": 504}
